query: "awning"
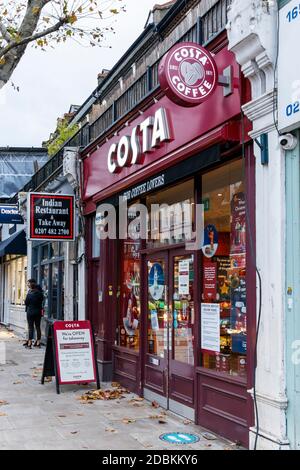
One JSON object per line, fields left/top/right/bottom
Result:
{"left": 0, "top": 230, "right": 27, "bottom": 257}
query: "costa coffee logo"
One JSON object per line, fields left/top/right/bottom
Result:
{"left": 159, "top": 42, "right": 218, "bottom": 107}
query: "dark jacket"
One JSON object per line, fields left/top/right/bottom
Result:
{"left": 25, "top": 289, "right": 44, "bottom": 316}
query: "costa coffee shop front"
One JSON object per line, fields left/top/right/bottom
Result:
{"left": 82, "top": 42, "right": 255, "bottom": 447}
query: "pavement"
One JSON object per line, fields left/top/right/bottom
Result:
{"left": 0, "top": 326, "right": 240, "bottom": 450}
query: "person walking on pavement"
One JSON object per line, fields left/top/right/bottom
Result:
{"left": 23, "top": 279, "right": 44, "bottom": 349}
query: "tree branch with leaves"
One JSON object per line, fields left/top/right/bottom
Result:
{"left": 0, "top": 0, "right": 125, "bottom": 89}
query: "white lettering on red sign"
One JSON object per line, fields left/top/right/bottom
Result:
{"left": 107, "top": 107, "right": 171, "bottom": 174}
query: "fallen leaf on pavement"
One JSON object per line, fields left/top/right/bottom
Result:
{"left": 13, "top": 380, "right": 23, "bottom": 385}
{"left": 78, "top": 386, "right": 129, "bottom": 402}
{"left": 148, "top": 414, "right": 165, "bottom": 420}
{"left": 183, "top": 419, "right": 192, "bottom": 425}
{"left": 70, "top": 431, "right": 78, "bottom": 435}
{"left": 58, "top": 415, "right": 67, "bottom": 418}
{"left": 158, "top": 418, "right": 167, "bottom": 424}
{"left": 130, "top": 397, "right": 144, "bottom": 402}
{"left": 0, "top": 412, "right": 7, "bottom": 417}
{"left": 105, "top": 427, "right": 117, "bottom": 433}
{"left": 202, "top": 432, "right": 217, "bottom": 441}
{"left": 0, "top": 400, "right": 8, "bottom": 406}
{"left": 111, "top": 382, "right": 121, "bottom": 388}
{"left": 44, "top": 377, "right": 52, "bottom": 383}
{"left": 122, "top": 418, "right": 136, "bottom": 424}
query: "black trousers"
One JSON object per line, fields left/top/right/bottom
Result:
{"left": 27, "top": 314, "right": 42, "bottom": 341}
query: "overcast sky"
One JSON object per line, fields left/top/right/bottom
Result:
{"left": 0, "top": 0, "right": 160, "bottom": 147}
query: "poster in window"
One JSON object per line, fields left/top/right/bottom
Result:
{"left": 150, "top": 310, "right": 159, "bottom": 331}
{"left": 123, "top": 291, "right": 139, "bottom": 336}
{"left": 178, "top": 259, "right": 190, "bottom": 295}
{"left": 230, "top": 192, "right": 246, "bottom": 256}
{"left": 149, "top": 263, "right": 165, "bottom": 300}
{"left": 203, "top": 262, "right": 217, "bottom": 301}
{"left": 202, "top": 224, "right": 219, "bottom": 258}
{"left": 201, "top": 303, "right": 220, "bottom": 352}
{"left": 230, "top": 268, "right": 247, "bottom": 336}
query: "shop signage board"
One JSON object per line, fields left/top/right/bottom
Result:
{"left": 0, "top": 204, "right": 23, "bottom": 224}
{"left": 278, "top": 0, "right": 300, "bottom": 132}
{"left": 41, "top": 320, "right": 100, "bottom": 394}
{"left": 122, "top": 174, "right": 166, "bottom": 202}
{"left": 201, "top": 303, "right": 220, "bottom": 352}
{"left": 107, "top": 108, "right": 171, "bottom": 174}
{"left": 83, "top": 46, "right": 240, "bottom": 205}
{"left": 28, "top": 192, "right": 75, "bottom": 241}
{"left": 159, "top": 42, "right": 218, "bottom": 107}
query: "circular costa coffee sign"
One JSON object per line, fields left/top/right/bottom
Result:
{"left": 159, "top": 42, "right": 218, "bottom": 107}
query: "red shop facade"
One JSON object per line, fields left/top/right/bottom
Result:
{"left": 82, "top": 38, "right": 255, "bottom": 448}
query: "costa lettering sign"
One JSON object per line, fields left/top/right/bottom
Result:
{"left": 159, "top": 42, "right": 218, "bottom": 107}
{"left": 107, "top": 107, "right": 171, "bottom": 173}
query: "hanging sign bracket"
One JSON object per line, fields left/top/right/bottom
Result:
{"left": 218, "top": 66, "right": 233, "bottom": 97}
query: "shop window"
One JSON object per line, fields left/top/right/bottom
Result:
{"left": 201, "top": 160, "right": 247, "bottom": 377}
{"left": 37, "top": 242, "right": 65, "bottom": 320}
{"left": 117, "top": 205, "right": 141, "bottom": 351}
{"left": 32, "top": 247, "right": 38, "bottom": 266}
{"left": 41, "top": 244, "right": 49, "bottom": 261}
{"left": 146, "top": 179, "right": 194, "bottom": 248}
{"left": 41, "top": 264, "right": 49, "bottom": 316}
{"left": 50, "top": 242, "right": 60, "bottom": 258}
{"left": 51, "top": 262, "right": 59, "bottom": 318}
{"left": 8, "top": 257, "right": 27, "bottom": 305}
{"left": 49, "top": 261, "right": 64, "bottom": 319}
{"left": 147, "top": 258, "right": 167, "bottom": 358}
{"left": 173, "top": 255, "right": 195, "bottom": 365}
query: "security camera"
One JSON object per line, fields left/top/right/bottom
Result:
{"left": 279, "top": 133, "right": 298, "bottom": 151}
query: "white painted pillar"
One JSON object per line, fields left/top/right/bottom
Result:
{"left": 227, "top": 0, "right": 289, "bottom": 449}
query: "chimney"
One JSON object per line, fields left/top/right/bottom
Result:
{"left": 153, "top": 1, "right": 176, "bottom": 24}
{"left": 145, "top": 1, "right": 176, "bottom": 28}
{"left": 97, "top": 69, "right": 110, "bottom": 86}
